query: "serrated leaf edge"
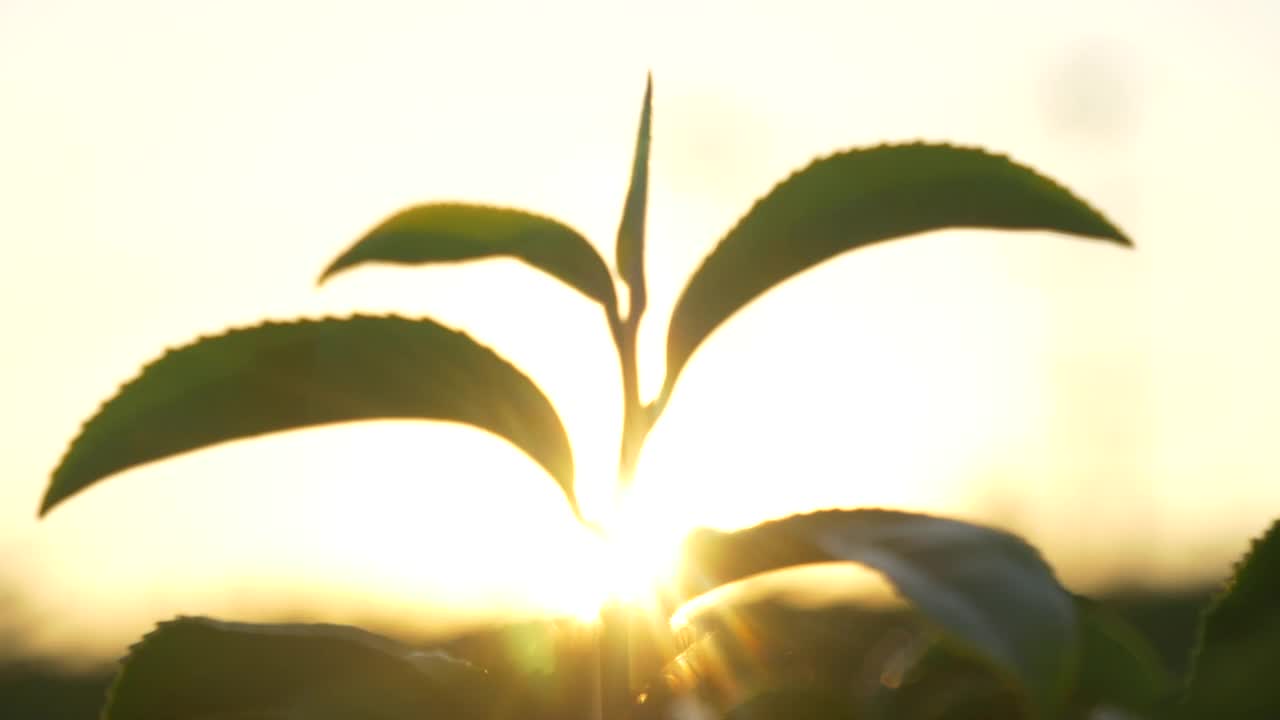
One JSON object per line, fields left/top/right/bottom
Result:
{"left": 318, "top": 202, "right": 620, "bottom": 311}
{"left": 1183, "top": 518, "right": 1280, "bottom": 702}
{"left": 41, "top": 313, "right": 576, "bottom": 519}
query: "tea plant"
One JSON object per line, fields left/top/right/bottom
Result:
{"left": 40, "top": 77, "right": 1275, "bottom": 719}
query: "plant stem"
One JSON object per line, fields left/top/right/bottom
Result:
{"left": 604, "top": 73, "right": 654, "bottom": 717}
{"left": 601, "top": 280, "right": 653, "bottom": 720}
{"left": 599, "top": 598, "right": 632, "bottom": 720}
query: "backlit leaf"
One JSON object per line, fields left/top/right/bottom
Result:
{"left": 103, "top": 617, "right": 490, "bottom": 720}
{"left": 1182, "top": 518, "right": 1280, "bottom": 719}
{"left": 42, "top": 315, "right": 580, "bottom": 520}
{"left": 662, "top": 143, "right": 1130, "bottom": 403}
{"left": 675, "top": 509, "right": 1078, "bottom": 716}
{"left": 615, "top": 74, "right": 652, "bottom": 312}
{"left": 320, "top": 203, "right": 618, "bottom": 311}
{"left": 638, "top": 601, "right": 923, "bottom": 718}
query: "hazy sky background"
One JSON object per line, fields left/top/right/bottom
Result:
{"left": 2, "top": 0, "right": 1279, "bottom": 660}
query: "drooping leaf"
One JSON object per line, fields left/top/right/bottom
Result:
{"left": 1182, "top": 518, "right": 1280, "bottom": 719}
{"left": 103, "top": 617, "right": 491, "bottom": 720}
{"left": 1071, "top": 596, "right": 1172, "bottom": 714}
{"left": 42, "top": 315, "right": 580, "bottom": 520}
{"left": 615, "top": 74, "right": 652, "bottom": 314}
{"left": 674, "top": 509, "right": 1079, "bottom": 716}
{"left": 662, "top": 143, "right": 1131, "bottom": 403}
{"left": 888, "top": 637, "right": 1032, "bottom": 719}
{"left": 319, "top": 203, "right": 618, "bottom": 310}
{"left": 638, "top": 600, "right": 927, "bottom": 718}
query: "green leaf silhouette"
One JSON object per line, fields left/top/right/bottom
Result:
{"left": 320, "top": 203, "right": 618, "bottom": 311}
{"left": 42, "top": 315, "right": 580, "bottom": 520}
{"left": 103, "top": 617, "right": 491, "bottom": 720}
{"left": 615, "top": 74, "right": 652, "bottom": 314}
{"left": 675, "top": 509, "right": 1078, "bottom": 716}
{"left": 1182, "top": 518, "right": 1280, "bottom": 719}
{"left": 662, "top": 143, "right": 1131, "bottom": 403}
{"left": 1071, "top": 596, "right": 1172, "bottom": 714}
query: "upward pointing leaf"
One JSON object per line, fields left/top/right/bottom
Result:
{"left": 663, "top": 143, "right": 1131, "bottom": 402}
{"left": 1182, "top": 518, "right": 1280, "bottom": 719}
{"left": 675, "top": 510, "right": 1079, "bottom": 716}
{"left": 42, "top": 315, "right": 580, "bottom": 521}
{"left": 104, "top": 617, "right": 492, "bottom": 720}
{"left": 320, "top": 203, "right": 618, "bottom": 311}
{"left": 615, "top": 74, "right": 653, "bottom": 313}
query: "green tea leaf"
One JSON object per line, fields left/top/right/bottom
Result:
{"left": 320, "top": 203, "right": 618, "bottom": 311}
{"left": 615, "top": 74, "right": 652, "bottom": 314}
{"left": 1182, "top": 519, "right": 1280, "bottom": 719}
{"left": 42, "top": 315, "right": 580, "bottom": 520}
{"left": 104, "top": 617, "right": 491, "bottom": 720}
{"left": 1072, "top": 596, "right": 1172, "bottom": 714}
{"left": 674, "top": 509, "right": 1078, "bottom": 716}
{"left": 662, "top": 143, "right": 1131, "bottom": 403}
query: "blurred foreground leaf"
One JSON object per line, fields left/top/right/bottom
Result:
{"left": 724, "top": 687, "right": 859, "bottom": 720}
{"left": 676, "top": 509, "right": 1078, "bottom": 715}
{"left": 104, "top": 617, "right": 491, "bottom": 720}
{"left": 1182, "top": 518, "right": 1280, "bottom": 719}
{"left": 1071, "top": 596, "right": 1172, "bottom": 714}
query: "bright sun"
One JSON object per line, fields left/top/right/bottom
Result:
{"left": 552, "top": 488, "right": 695, "bottom": 622}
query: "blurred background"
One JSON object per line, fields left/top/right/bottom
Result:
{"left": 2, "top": 0, "right": 1278, "bottom": 714}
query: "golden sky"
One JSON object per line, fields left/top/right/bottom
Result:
{"left": 2, "top": 0, "right": 1279, "bottom": 660}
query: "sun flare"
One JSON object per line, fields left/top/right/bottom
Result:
{"left": 548, "top": 487, "right": 697, "bottom": 623}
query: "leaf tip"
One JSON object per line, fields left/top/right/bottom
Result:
{"left": 36, "top": 490, "right": 57, "bottom": 518}
{"left": 315, "top": 257, "right": 347, "bottom": 286}
{"left": 39, "top": 460, "right": 78, "bottom": 518}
